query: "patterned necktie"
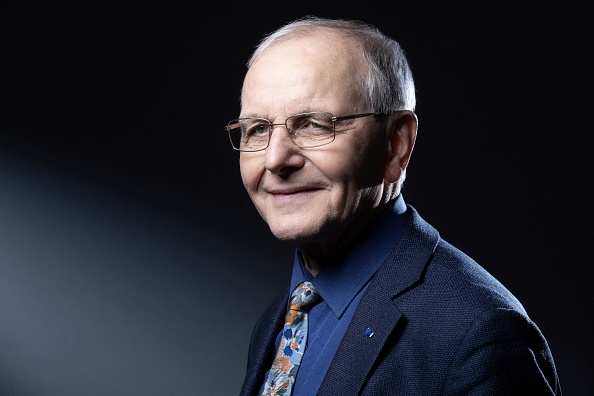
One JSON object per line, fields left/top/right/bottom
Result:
{"left": 261, "top": 281, "right": 321, "bottom": 396}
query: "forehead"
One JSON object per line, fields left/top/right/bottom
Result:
{"left": 241, "top": 32, "right": 368, "bottom": 117}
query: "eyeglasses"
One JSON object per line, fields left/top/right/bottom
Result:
{"left": 224, "top": 112, "right": 378, "bottom": 152}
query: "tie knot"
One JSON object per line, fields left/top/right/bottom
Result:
{"left": 289, "top": 281, "right": 320, "bottom": 312}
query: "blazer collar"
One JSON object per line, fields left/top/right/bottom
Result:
{"left": 317, "top": 205, "right": 440, "bottom": 395}
{"left": 375, "top": 204, "right": 440, "bottom": 298}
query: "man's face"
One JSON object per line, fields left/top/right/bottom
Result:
{"left": 239, "top": 34, "right": 390, "bottom": 249}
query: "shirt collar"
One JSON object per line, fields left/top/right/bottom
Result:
{"left": 289, "top": 195, "right": 408, "bottom": 318}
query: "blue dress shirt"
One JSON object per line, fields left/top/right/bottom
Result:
{"left": 260, "top": 195, "right": 409, "bottom": 396}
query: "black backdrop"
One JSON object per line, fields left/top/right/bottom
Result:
{"left": 0, "top": 2, "right": 591, "bottom": 395}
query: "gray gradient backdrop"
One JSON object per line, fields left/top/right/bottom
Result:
{"left": 0, "top": 2, "right": 591, "bottom": 395}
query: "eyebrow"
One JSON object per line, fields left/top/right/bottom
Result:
{"left": 239, "top": 109, "right": 328, "bottom": 119}
{"left": 238, "top": 113, "right": 264, "bottom": 119}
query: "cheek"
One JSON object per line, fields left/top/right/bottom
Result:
{"left": 239, "top": 156, "right": 261, "bottom": 193}
{"left": 353, "top": 139, "right": 388, "bottom": 183}
{"left": 327, "top": 145, "right": 386, "bottom": 209}
{"left": 320, "top": 155, "right": 370, "bottom": 208}
{"left": 326, "top": 146, "right": 384, "bottom": 189}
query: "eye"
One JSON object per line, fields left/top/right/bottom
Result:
{"left": 308, "top": 120, "right": 325, "bottom": 130}
{"left": 242, "top": 120, "right": 270, "bottom": 137}
{"left": 292, "top": 113, "right": 334, "bottom": 135}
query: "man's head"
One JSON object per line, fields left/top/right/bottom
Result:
{"left": 232, "top": 17, "right": 418, "bottom": 270}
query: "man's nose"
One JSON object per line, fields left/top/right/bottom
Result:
{"left": 264, "top": 124, "right": 304, "bottom": 174}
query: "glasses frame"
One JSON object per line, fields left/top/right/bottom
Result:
{"left": 225, "top": 112, "right": 379, "bottom": 152}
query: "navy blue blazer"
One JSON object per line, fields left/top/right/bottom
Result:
{"left": 240, "top": 205, "right": 561, "bottom": 395}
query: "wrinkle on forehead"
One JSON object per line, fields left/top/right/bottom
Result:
{"left": 241, "top": 33, "right": 369, "bottom": 119}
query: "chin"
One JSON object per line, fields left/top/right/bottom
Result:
{"left": 267, "top": 221, "right": 320, "bottom": 243}
{"left": 268, "top": 226, "right": 308, "bottom": 242}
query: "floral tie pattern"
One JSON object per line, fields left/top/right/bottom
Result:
{"left": 261, "top": 281, "right": 321, "bottom": 396}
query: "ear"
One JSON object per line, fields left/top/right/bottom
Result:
{"left": 384, "top": 110, "right": 418, "bottom": 183}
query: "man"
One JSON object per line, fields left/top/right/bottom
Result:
{"left": 226, "top": 16, "right": 561, "bottom": 395}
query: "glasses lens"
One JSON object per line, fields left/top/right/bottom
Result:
{"left": 287, "top": 112, "right": 335, "bottom": 148}
{"left": 227, "top": 118, "right": 270, "bottom": 151}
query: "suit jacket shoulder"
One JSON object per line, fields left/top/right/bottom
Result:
{"left": 318, "top": 205, "right": 561, "bottom": 395}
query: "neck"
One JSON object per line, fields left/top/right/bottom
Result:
{"left": 298, "top": 200, "right": 390, "bottom": 276}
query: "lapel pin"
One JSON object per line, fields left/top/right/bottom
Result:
{"left": 365, "top": 328, "right": 374, "bottom": 338}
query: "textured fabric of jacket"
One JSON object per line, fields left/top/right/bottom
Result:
{"left": 239, "top": 205, "right": 562, "bottom": 395}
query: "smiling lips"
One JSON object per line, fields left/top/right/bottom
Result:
{"left": 266, "top": 186, "right": 323, "bottom": 200}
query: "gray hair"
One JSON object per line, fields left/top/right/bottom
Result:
{"left": 246, "top": 16, "right": 416, "bottom": 113}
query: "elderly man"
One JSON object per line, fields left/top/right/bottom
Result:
{"left": 226, "top": 16, "right": 561, "bottom": 396}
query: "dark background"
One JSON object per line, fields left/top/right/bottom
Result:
{"left": 1, "top": 2, "right": 592, "bottom": 395}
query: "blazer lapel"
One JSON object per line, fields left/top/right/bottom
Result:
{"left": 318, "top": 206, "right": 440, "bottom": 395}
{"left": 318, "top": 285, "right": 403, "bottom": 394}
{"left": 240, "top": 289, "right": 289, "bottom": 396}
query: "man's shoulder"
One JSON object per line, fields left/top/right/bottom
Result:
{"left": 383, "top": 205, "right": 526, "bottom": 317}
{"left": 429, "top": 239, "right": 524, "bottom": 311}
